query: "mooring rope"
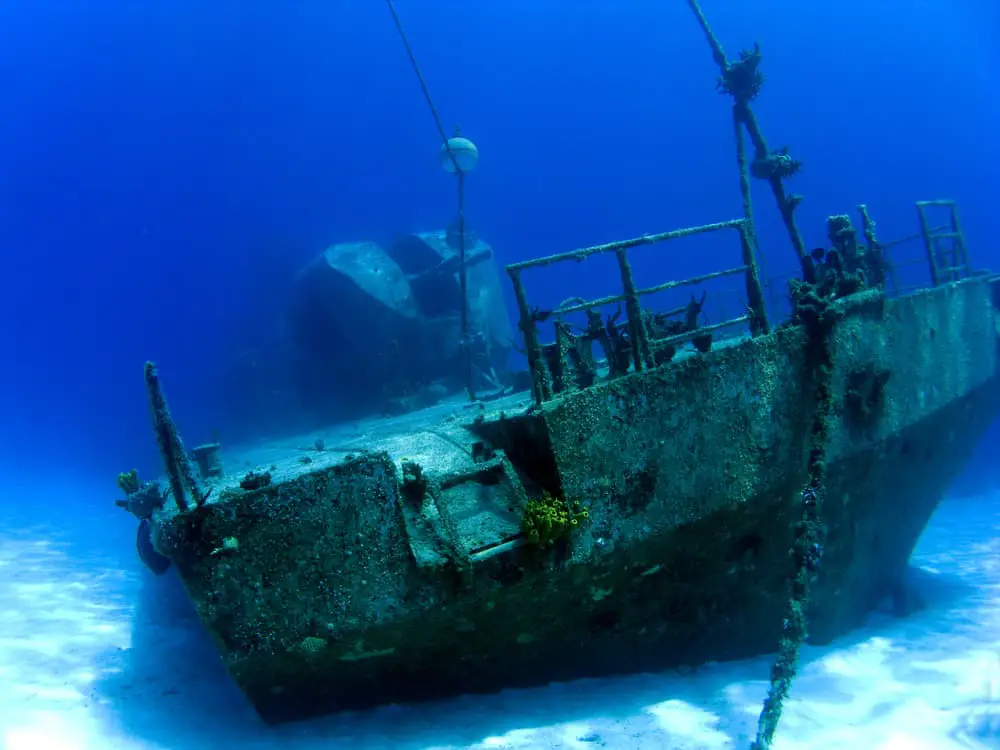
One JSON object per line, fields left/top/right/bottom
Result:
{"left": 385, "top": 0, "right": 454, "bottom": 161}
{"left": 385, "top": 0, "right": 475, "bottom": 399}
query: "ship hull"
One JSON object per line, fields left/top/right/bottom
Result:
{"left": 153, "top": 276, "right": 1000, "bottom": 723}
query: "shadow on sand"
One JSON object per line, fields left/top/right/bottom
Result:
{"left": 87, "top": 554, "right": 979, "bottom": 750}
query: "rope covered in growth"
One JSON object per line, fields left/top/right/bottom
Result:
{"left": 683, "top": 1, "right": 832, "bottom": 746}
{"left": 385, "top": 0, "right": 474, "bottom": 399}
{"left": 751, "top": 293, "right": 833, "bottom": 749}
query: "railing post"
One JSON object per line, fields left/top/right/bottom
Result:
{"left": 615, "top": 248, "right": 653, "bottom": 370}
{"left": 916, "top": 202, "right": 942, "bottom": 287}
{"left": 732, "top": 105, "right": 771, "bottom": 337}
{"left": 508, "top": 268, "right": 552, "bottom": 405}
{"left": 948, "top": 202, "right": 972, "bottom": 277}
{"left": 737, "top": 222, "right": 770, "bottom": 336}
{"left": 554, "top": 321, "right": 577, "bottom": 394}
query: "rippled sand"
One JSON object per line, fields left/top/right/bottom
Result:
{"left": 1, "top": 494, "right": 998, "bottom": 750}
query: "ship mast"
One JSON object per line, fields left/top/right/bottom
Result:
{"left": 386, "top": 0, "right": 478, "bottom": 401}
{"left": 685, "top": 4, "right": 831, "bottom": 749}
{"left": 686, "top": 0, "right": 816, "bottom": 285}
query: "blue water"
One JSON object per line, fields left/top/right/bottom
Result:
{"left": 0, "top": 1, "right": 998, "bottom": 748}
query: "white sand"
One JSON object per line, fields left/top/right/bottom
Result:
{"left": 1, "top": 494, "right": 998, "bottom": 750}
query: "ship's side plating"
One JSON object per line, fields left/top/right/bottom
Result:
{"left": 534, "top": 277, "right": 1000, "bottom": 643}
{"left": 153, "top": 274, "right": 1000, "bottom": 723}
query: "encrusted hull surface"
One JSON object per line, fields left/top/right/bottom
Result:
{"left": 153, "top": 276, "right": 1000, "bottom": 723}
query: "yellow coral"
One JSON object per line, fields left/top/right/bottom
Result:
{"left": 522, "top": 492, "right": 587, "bottom": 548}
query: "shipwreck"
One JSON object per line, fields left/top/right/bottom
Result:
{"left": 118, "top": 1, "right": 999, "bottom": 747}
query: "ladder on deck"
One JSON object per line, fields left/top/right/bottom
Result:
{"left": 916, "top": 200, "right": 971, "bottom": 285}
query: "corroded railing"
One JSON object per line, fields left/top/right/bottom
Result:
{"left": 916, "top": 200, "right": 972, "bottom": 286}
{"left": 506, "top": 218, "right": 769, "bottom": 406}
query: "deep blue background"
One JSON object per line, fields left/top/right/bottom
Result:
{"left": 0, "top": 1, "right": 997, "bottom": 502}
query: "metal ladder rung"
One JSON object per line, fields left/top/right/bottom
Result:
{"left": 929, "top": 231, "right": 962, "bottom": 241}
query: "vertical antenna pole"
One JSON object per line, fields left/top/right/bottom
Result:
{"left": 456, "top": 171, "right": 475, "bottom": 400}
{"left": 386, "top": 0, "right": 476, "bottom": 400}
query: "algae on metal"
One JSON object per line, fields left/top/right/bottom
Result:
{"left": 125, "top": 1, "right": 1000, "bottom": 731}
{"left": 149, "top": 274, "right": 1000, "bottom": 723}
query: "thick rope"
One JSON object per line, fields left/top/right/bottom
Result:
{"left": 385, "top": 0, "right": 475, "bottom": 399}
{"left": 684, "top": 2, "right": 828, "bottom": 746}
{"left": 385, "top": 0, "right": 453, "bottom": 160}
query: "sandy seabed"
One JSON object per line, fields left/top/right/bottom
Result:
{"left": 1, "top": 494, "right": 999, "bottom": 750}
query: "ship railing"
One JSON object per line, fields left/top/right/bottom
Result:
{"left": 505, "top": 218, "right": 769, "bottom": 406}
{"left": 763, "top": 200, "right": 971, "bottom": 301}
{"left": 877, "top": 225, "right": 942, "bottom": 296}
{"left": 916, "top": 200, "right": 972, "bottom": 287}
{"left": 764, "top": 231, "right": 943, "bottom": 303}
{"left": 876, "top": 201, "right": 973, "bottom": 295}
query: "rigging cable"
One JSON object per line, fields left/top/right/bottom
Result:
{"left": 385, "top": 0, "right": 475, "bottom": 400}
